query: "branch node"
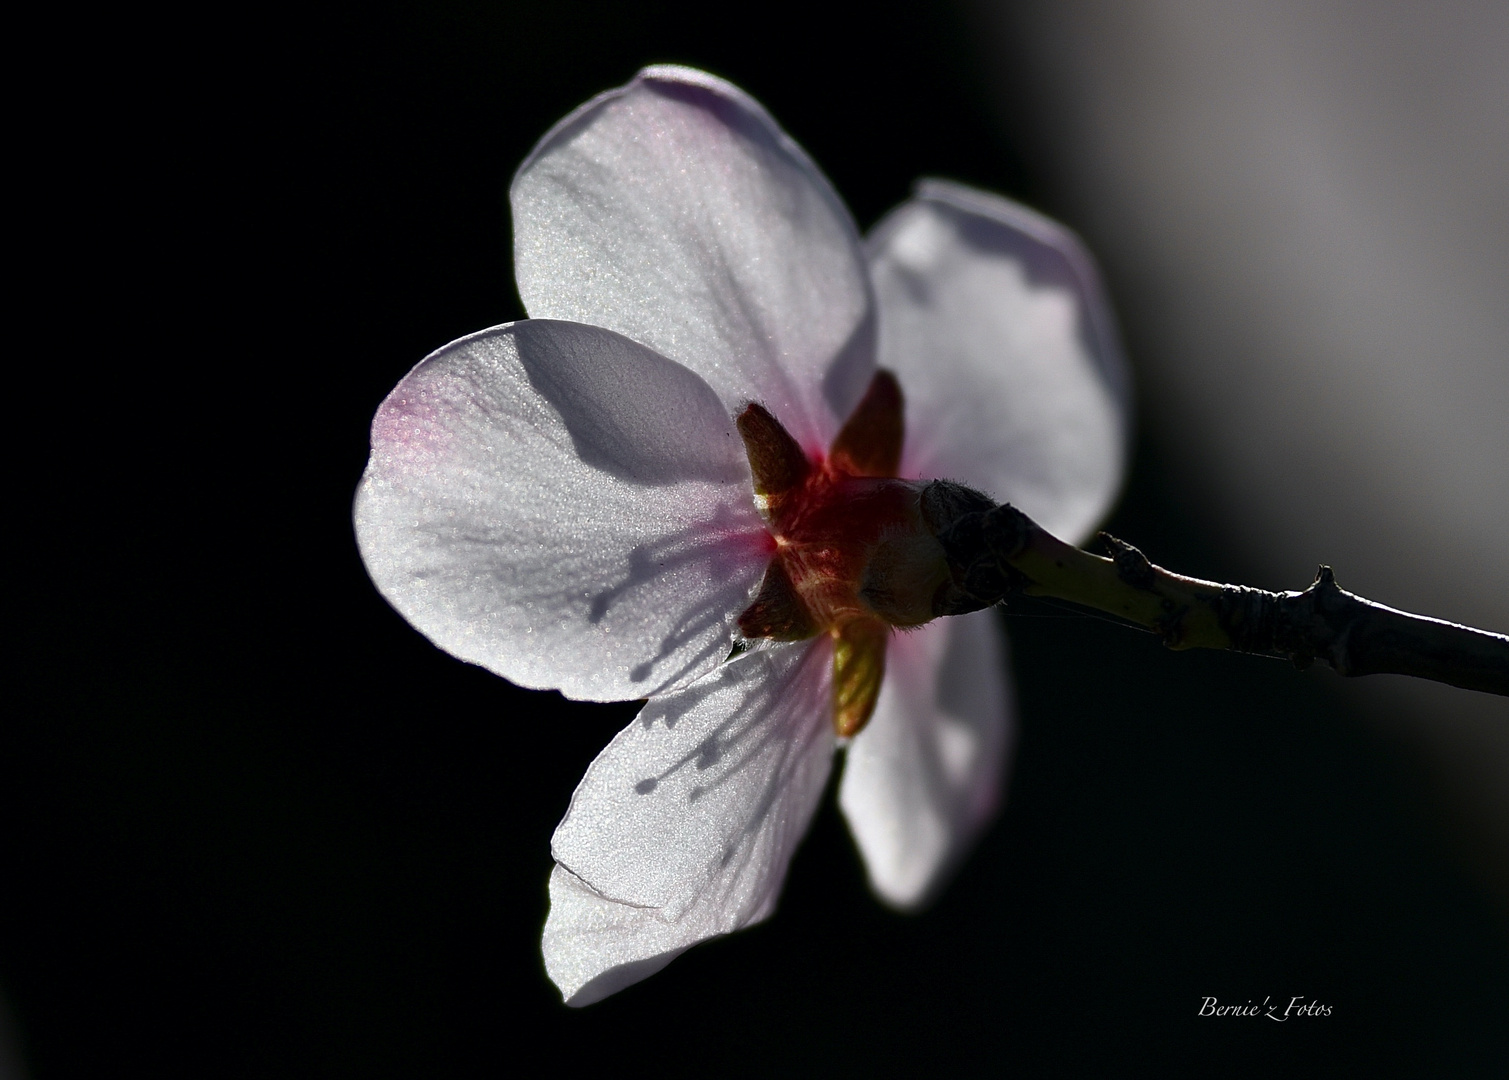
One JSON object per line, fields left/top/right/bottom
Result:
{"left": 922, "top": 481, "right": 1030, "bottom": 617}
{"left": 1216, "top": 585, "right": 1281, "bottom": 653}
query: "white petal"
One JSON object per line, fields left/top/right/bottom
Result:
{"left": 354, "top": 320, "right": 770, "bottom": 701}
{"left": 838, "top": 609, "right": 1013, "bottom": 910}
{"left": 544, "top": 639, "right": 834, "bottom": 1005}
{"left": 868, "top": 180, "right": 1130, "bottom": 544}
{"left": 512, "top": 65, "right": 875, "bottom": 453}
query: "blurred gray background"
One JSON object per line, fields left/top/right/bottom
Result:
{"left": 969, "top": 0, "right": 1509, "bottom": 909}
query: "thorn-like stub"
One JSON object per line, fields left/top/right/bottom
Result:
{"left": 1285, "top": 564, "right": 1349, "bottom": 636}
{"left": 1306, "top": 565, "right": 1347, "bottom": 613}
{"left": 1100, "top": 532, "right": 1156, "bottom": 590}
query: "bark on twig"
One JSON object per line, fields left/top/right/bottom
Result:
{"left": 921, "top": 482, "right": 1509, "bottom": 697}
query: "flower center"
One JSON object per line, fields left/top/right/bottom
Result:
{"left": 735, "top": 371, "right": 948, "bottom": 737}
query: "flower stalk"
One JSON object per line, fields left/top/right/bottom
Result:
{"left": 923, "top": 481, "right": 1509, "bottom": 697}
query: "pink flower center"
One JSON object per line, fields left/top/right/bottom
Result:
{"left": 736, "top": 371, "right": 938, "bottom": 737}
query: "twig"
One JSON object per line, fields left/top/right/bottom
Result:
{"left": 921, "top": 481, "right": 1509, "bottom": 697}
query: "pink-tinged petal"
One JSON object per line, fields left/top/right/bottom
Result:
{"left": 868, "top": 180, "right": 1130, "bottom": 545}
{"left": 354, "top": 320, "right": 771, "bottom": 702}
{"left": 544, "top": 639, "right": 834, "bottom": 1005}
{"left": 838, "top": 610, "right": 1013, "bottom": 910}
{"left": 512, "top": 65, "right": 876, "bottom": 454}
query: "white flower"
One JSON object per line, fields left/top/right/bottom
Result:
{"left": 354, "top": 66, "right": 1128, "bottom": 1006}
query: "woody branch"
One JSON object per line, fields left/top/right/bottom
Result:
{"left": 921, "top": 481, "right": 1509, "bottom": 697}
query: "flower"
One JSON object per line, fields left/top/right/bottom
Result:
{"left": 354, "top": 65, "right": 1128, "bottom": 1006}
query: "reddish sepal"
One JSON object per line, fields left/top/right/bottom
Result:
{"left": 738, "top": 560, "right": 818, "bottom": 641}
{"left": 736, "top": 402, "right": 810, "bottom": 497}
{"left": 829, "top": 369, "right": 903, "bottom": 479}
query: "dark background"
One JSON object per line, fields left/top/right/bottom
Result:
{"left": 9, "top": 2, "right": 1507, "bottom": 1076}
